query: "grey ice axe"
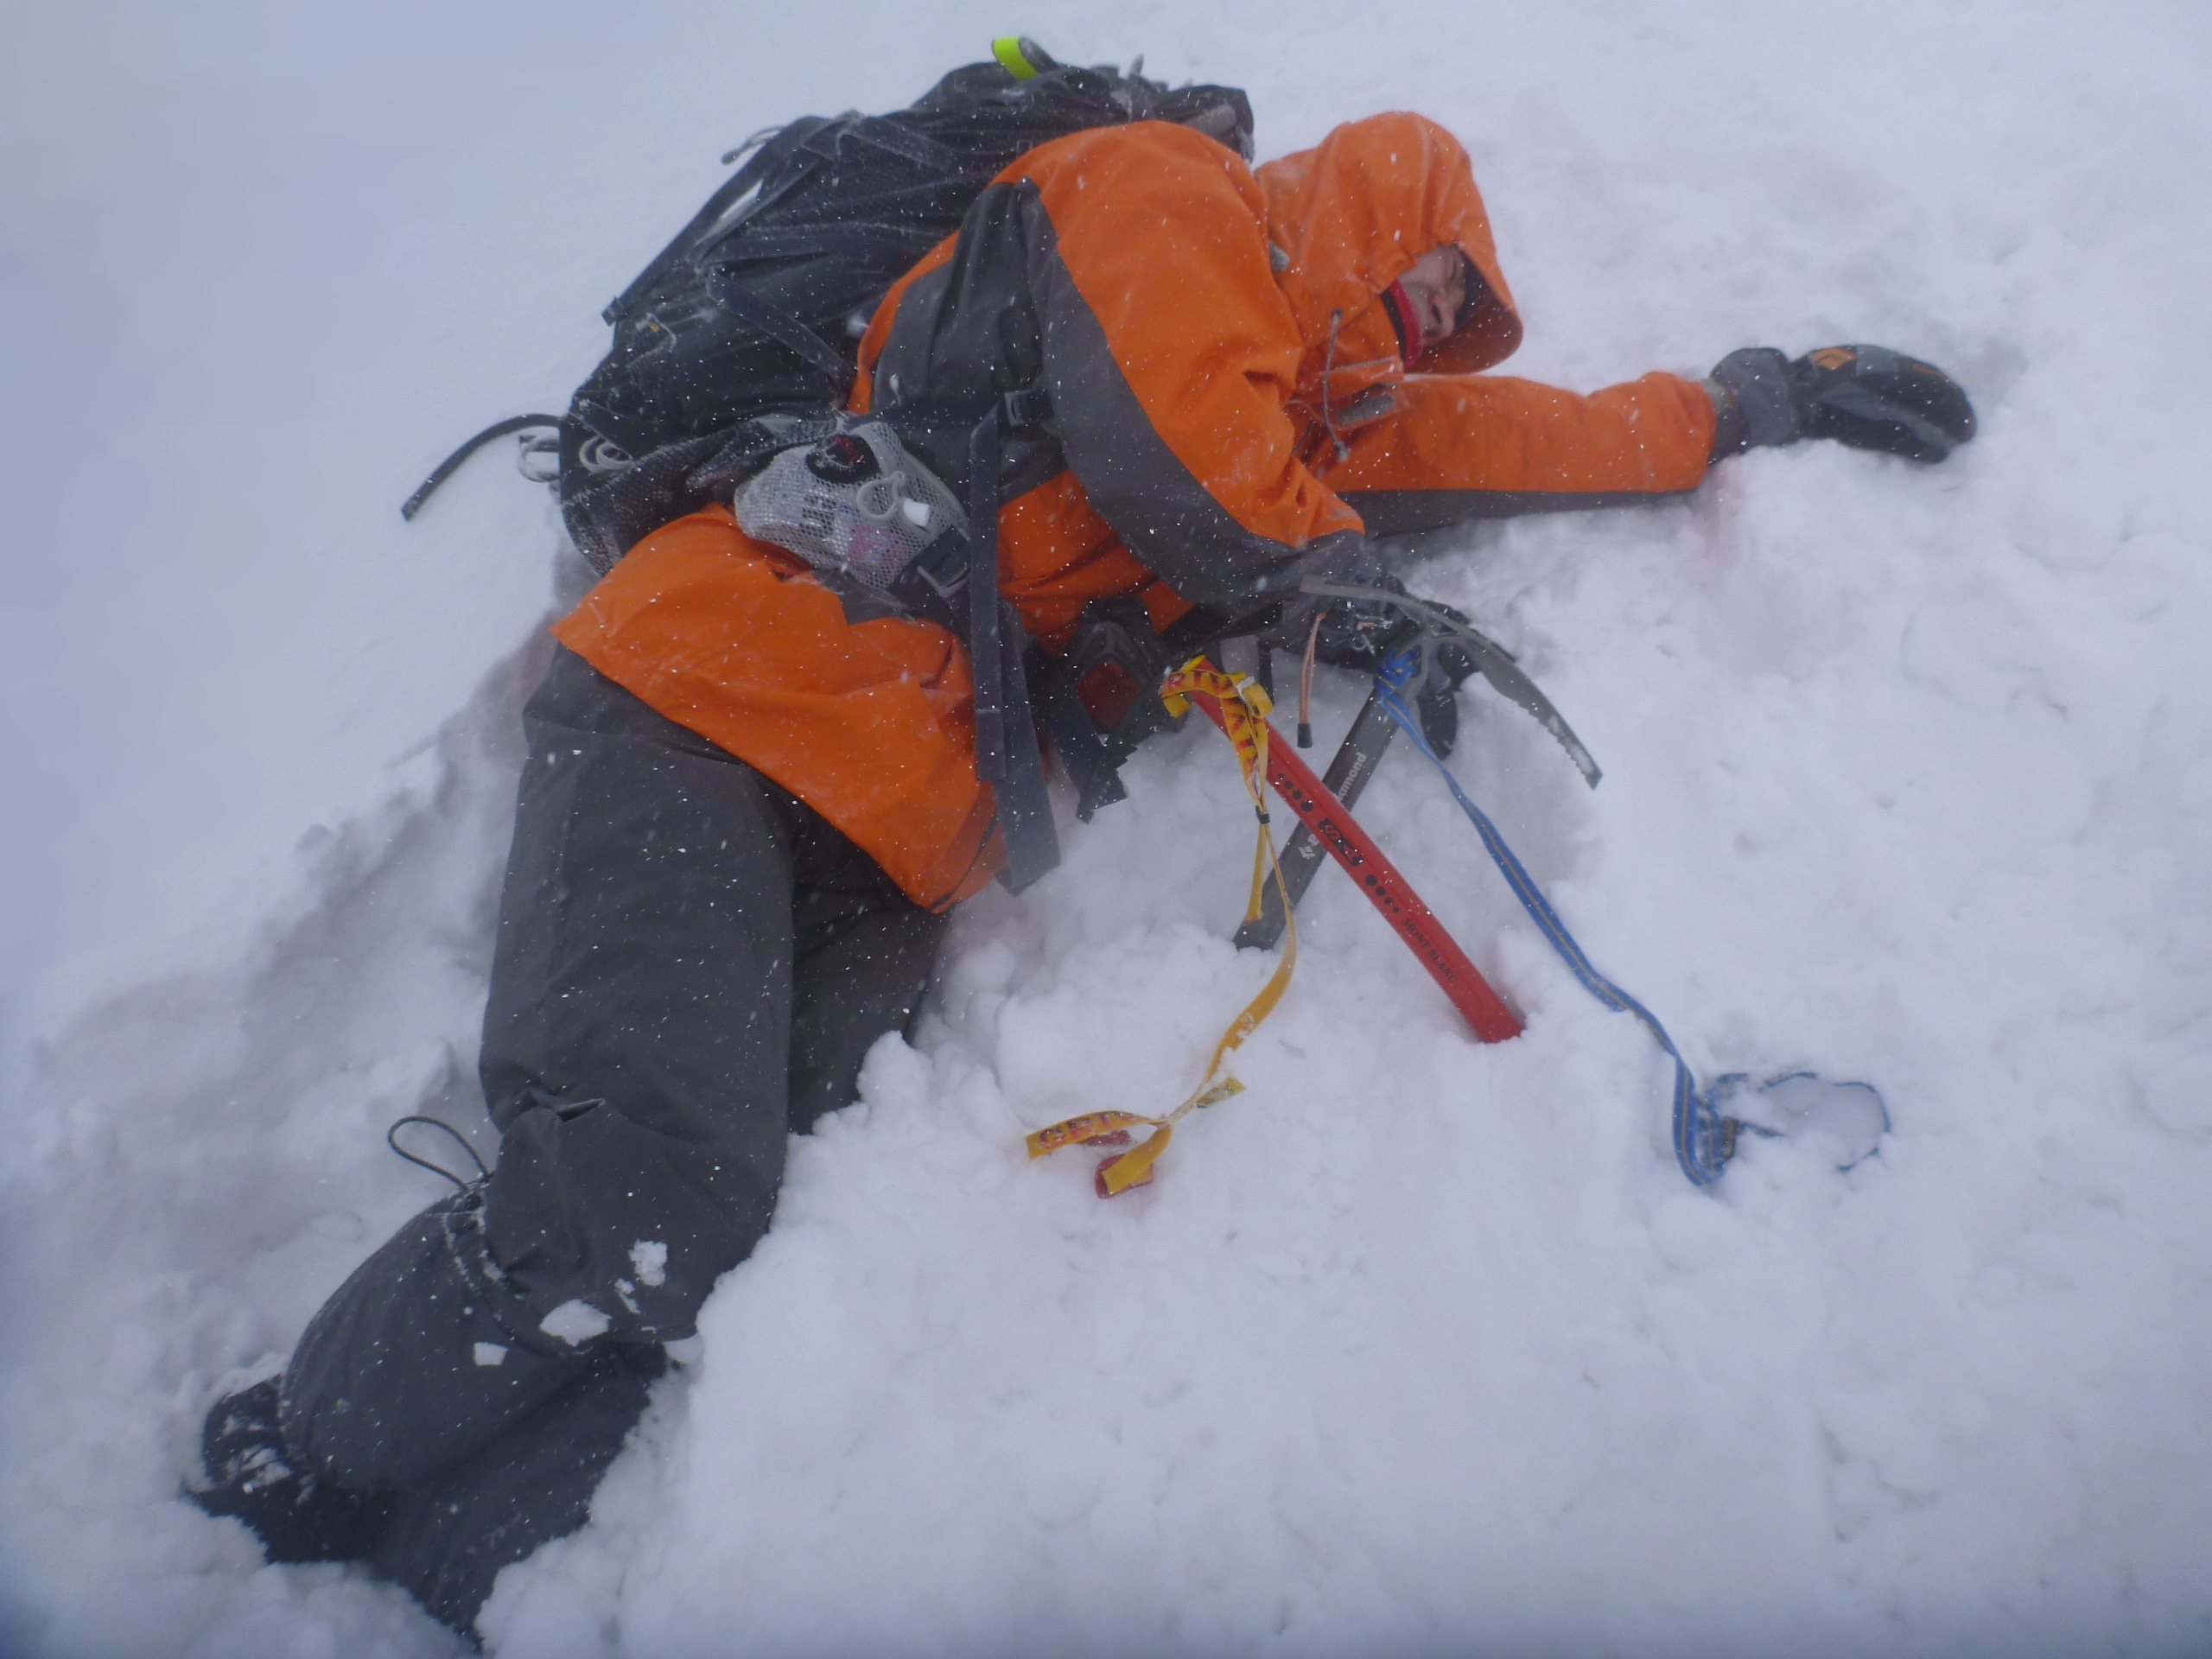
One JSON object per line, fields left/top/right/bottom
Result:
{"left": 1299, "top": 579, "right": 1603, "bottom": 789}
{"left": 1234, "top": 681, "right": 1400, "bottom": 950}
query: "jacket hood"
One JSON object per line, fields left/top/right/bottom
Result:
{"left": 1255, "top": 111, "right": 1522, "bottom": 374}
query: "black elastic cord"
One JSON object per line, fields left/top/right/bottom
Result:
{"left": 401, "top": 415, "right": 565, "bottom": 521}
{"left": 385, "top": 1115, "right": 491, "bottom": 1191}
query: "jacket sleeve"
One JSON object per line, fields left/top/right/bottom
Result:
{"left": 870, "top": 124, "right": 1366, "bottom": 619}
{"left": 1320, "top": 370, "right": 1719, "bottom": 536}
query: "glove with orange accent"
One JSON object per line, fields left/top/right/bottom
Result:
{"left": 1707, "top": 345, "right": 1976, "bottom": 464}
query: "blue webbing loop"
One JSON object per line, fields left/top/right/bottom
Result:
{"left": 1374, "top": 652, "right": 1735, "bottom": 1184}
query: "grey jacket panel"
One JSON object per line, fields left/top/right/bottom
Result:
{"left": 875, "top": 178, "right": 1357, "bottom": 619}
{"left": 371, "top": 1344, "right": 663, "bottom": 1636}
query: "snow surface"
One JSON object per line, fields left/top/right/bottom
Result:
{"left": 539, "top": 1302, "right": 614, "bottom": 1350}
{"left": 5, "top": 0, "right": 2211, "bottom": 1655}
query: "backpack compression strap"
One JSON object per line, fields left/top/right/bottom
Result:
{"left": 964, "top": 402, "right": 1060, "bottom": 893}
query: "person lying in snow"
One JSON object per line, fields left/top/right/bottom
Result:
{"left": 190, "top": 107, "right": 1974, "bottom": 1634}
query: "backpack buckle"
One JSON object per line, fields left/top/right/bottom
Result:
{"left": 1000, "top": 388, "right": 1053, "bottom": 433}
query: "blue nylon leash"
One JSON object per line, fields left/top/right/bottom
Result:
{"left": 1374, "top": 654, "right": 1738, "bottom": 1184}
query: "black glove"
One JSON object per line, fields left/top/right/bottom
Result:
{"left": 1707, "top": 345, "right": 1975, "bottom": 464}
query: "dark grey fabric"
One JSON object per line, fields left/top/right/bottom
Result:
{"left": 281, "top": 1188, "right": 588, "bottom": 1491}
{"left": 476, "top": 645, "right": 944, "bottom": 1348}
{"left": 474, "top": 667, "right": 787, "bottom": 1349}
{"left": 874, "top": 177, "right": 1359, "bottom": 619}
{"left": 1707, "top": 347, "right": 1802, "bottom": 451}
{"left": 276, "top": 646, "right": 945, "bottom": 1634}
{"left": 1701, "top": 377, "right": 1748, "bottom": 461}
{"left": 1338, "top": 486, "right": 1692, "bottom": 539}
{"left": 371, "top": 1344, "right": 665, "bottom": 1637}
{"left": 785, "top": 862, "right": 948, "bottom": 1133}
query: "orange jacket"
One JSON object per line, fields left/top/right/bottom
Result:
{"left": 556, "top": 113, "right": 1715, "bottom": 909}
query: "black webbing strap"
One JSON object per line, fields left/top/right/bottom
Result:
{"left": 988, "top": 611, "right": 1061, "bottom": 893}
{"left": 1029, "top": 663, "right": 1126, "bottom": 817}
{"left": 843, "top": 115, "right": 961, "bottom": 174}
{"left": 680, "top": 150, "right": 827, "bottom": 273}
{"left": 963, "top": 404, "right": 1059, "bottom": 892}
{"left": 701, "top": 270, "right": 853, "bottom": 385}
{"left": 790, "top": 111, "right": 957, "bottom": 173}
{"left": 708, "top": 222, "right": 944, "bottom": 270}
{"left": 969, "top": 408, "right": 1007, "bottom": 779}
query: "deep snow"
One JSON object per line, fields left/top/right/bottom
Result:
{"left": 4, "top": 1, "right": 2210, "bottom": 1655}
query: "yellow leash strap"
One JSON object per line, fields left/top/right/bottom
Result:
{"left": 1026, "top": 659, "right": 1299, "bottom": 1197}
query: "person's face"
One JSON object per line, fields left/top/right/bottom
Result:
{"left": 1397, "top": 245, "right": 1468, "bottom": 347}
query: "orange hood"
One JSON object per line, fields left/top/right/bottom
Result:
{"left": 1256, "top": 111, "right": 1522, "bottom": 375}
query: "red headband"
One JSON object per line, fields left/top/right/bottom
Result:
{"left": 1382, "top": 277, "right": 1426, "bottom": 364}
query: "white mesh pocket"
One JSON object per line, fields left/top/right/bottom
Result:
{"left": 733, "top": 419, "right": 964, "bottom": 592}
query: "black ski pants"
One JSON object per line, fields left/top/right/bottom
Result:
{"left": 277, "top": 645, "right": 946, "bottom": 1632}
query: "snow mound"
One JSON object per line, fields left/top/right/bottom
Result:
{"left": 6, "top": 3, "right": 2211, "bottom": 1656}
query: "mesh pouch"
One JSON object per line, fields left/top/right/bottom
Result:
{"left": 733, "top": 417, "right": 965, "bottom": 591}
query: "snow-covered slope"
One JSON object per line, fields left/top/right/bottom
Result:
{"left": 5, "top": 2, "right": 2209, "bottom": 1655}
